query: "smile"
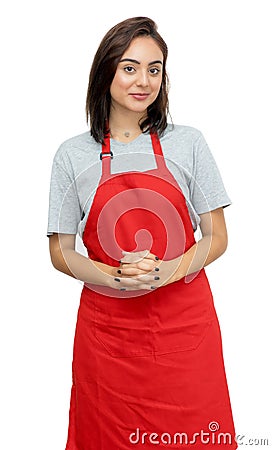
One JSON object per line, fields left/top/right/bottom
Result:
{"left": 129, "top": 93, "right": 150, "bottom": 101}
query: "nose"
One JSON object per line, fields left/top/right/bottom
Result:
{"left": 136, "top": 69, "right": 149, "bottom": 87}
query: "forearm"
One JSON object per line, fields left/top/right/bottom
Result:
{"left": 49, "top": 235, "right": 161, "bottom": 292}
{"left": 171, "top": 233, "right": 227, "bottom": 283}
{"left": 51, "top": 245, "right": 115, "bottom": 286}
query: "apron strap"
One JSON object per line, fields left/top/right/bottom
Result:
{"left": 100, "top": 133, "right": 113, "bottom": 178}
{"left": 150, "top": 132, "right": 168, "bottom": 170}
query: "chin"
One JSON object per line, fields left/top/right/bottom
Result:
{"left": 126, "top": 102, "right": 152, "bottom": 114}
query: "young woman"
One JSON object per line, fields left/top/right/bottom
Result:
{"left": 48, "top": 16, "right": 237, "bottom": 449}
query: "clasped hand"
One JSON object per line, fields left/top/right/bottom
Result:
{"left": 111, "top": 250, "right": 182, "bottom": 291}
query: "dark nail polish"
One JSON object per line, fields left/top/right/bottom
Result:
{"left": 150, "top": 286, "right": 156, "bottom": 290}
{"left": 114, "top": 278, "right": 121, "bottom": 282}
{"left": 154, "top": 276, "right": 160, "bottom": 280}
{"left": 117, "top": 269, "right": 122, "bottom": 274}
{"left": 155, "top": 256, "right": 159, "bottom": 261}
{"left": 120, "top": 287, "right": 126, "bottom": 291}
{"left": 154, "top": 267, "right": 160, "bottom": 272}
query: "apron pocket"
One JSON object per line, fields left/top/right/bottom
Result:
{"left": 94, "top": 295, "right": 154, "bottom": 357}
{"left": 93, "top": 272, "right": 215, "bottom": 358}
{"left": 151, "top": 320, "right": 212, "bottom": 355}
{"left": 94, "top": 304, "right": 212, "bottom": 358}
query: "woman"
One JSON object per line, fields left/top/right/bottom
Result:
{"left": 48, "top": 17, "right": 237, "bottom": 449}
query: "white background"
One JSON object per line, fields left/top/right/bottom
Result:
{"left": 1, "top": 0, "right": 271, "bottom": 448}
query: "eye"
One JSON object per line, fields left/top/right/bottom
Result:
{"left": 149, "top": 67, "right": 161, "bottom": 75}
{"left": 124, "top": 66, "right": 136, "bottom": 73}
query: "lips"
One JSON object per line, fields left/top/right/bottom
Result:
{"left": 129, "top": 93, "right": 150, "bottom": 101}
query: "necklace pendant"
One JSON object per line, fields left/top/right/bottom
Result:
{"left": 124, "top": 131, "right": 130, "bottom": 138}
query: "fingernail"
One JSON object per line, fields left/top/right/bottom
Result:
{"left": 120, "top": 287, "right": 126, "bottom": 291}
{"left": 154, "top": 267, "right": 160, "bottom": 272}
{"left": 155, "top": 256, "right": 159, "bottom": 261}
{"left": 154, "top": 276, "right": 160, "bottom": 280}
{"left": 114, "top": 278, "right": 121, "bottom": 282}
{"left": 117, "top": 269, "right": 122, "bottom": 274}
{"left": 150, "top": 286, "right": 156, "bottom": 290}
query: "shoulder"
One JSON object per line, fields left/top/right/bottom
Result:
{"left": 53, "top": 130, "right": 100, "bottom": 167}
{"left": 159, "top": 124, "right": 206, "bottom": 167}
{"left": 160, "top": 123, "right": 203, "bottom": 145}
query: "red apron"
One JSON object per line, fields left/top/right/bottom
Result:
{"left": 65, "top": 133, "right": 237, "bottom": 449}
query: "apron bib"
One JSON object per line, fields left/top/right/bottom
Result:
{"left": 65, "top": 133, "right": 237, "bottom": 449}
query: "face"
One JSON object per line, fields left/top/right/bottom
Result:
{"left": 110, "top": 36, "right": 163, "bottom": 116}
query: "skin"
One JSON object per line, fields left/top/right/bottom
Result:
{"left": 49, "top": 36, "right": 229, "bottom": 292}
{"left": 109, "top": 36, "right": 163, "bottom": 141}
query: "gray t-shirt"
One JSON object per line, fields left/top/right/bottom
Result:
{"left": 47, "top": 124, "right": 231, "bottom": 236}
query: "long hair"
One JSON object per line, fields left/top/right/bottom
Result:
{"left": 86, "top": 17, "right": 169, "bottom": 143}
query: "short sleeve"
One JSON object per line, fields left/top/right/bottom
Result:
{"left": 189, "top": 132, "right": 231, "bottom": 214}
{"left": 47, "top": 152, "right": 82, "bottom": 236}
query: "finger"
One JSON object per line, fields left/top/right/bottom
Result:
{"left": 112, "top": 276, "right": 159, "bottom": 291}
{"left": 124, "top": 285, "right": 157, "bottom": 291}
{"left": 136, "top": 259, "right": 157, "bottom": 271}
{"left": 143, "top": 251, "right": 160, "bottom": 262}
{"left": 120, "top": 259, "right": 159, "bottom": 274}
{"left": 120, "top": 250, "right": 149, "bottom": 264}
{"left": 120, "top": 250, "right": 159, "bottom": 264}
{"left": 119, "top": 266, "right": 148, "bottom": 276}
{"left": 120, "top": 254, "right": 143, "bottom": 264}
{"left": 134, "top": 273, "right": 161, "bottom": 283}
{"left": 122, "top": 249, "right": 149, "bottom": 258}
{"left": 116, "top": 275, "right": 155, "bottom": 286}
{"left": 121, "top": 260, "right": 158, "bottom": 274}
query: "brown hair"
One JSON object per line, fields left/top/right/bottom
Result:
{"left": 86, "top": 17, "right": 169, "bottom": 143}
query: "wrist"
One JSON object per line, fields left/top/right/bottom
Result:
{"left": 171, "top": 254, "right": 188, "bottom": 283}
{"left": 160, "top": 258, "right": 185, "bottom": 286}
{"left": 90, "top": 260, "right": 116, "bottom": 287}
{"left": 170, "top": 266, "right": 184, "bottom": 284}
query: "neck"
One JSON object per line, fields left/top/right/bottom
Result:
{"left": 109, "top": 105, "right": 147, "bottom": 142}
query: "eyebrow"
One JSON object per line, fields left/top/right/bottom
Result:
{"left": 119, "top": 58, "right": 163, "bottom": 65}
